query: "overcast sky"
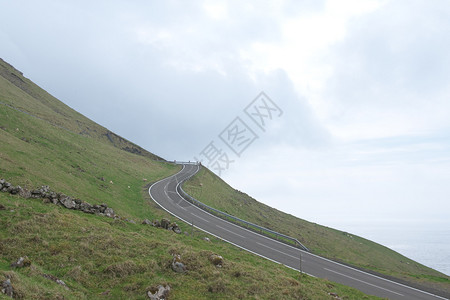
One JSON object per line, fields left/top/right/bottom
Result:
{"left": 1, "top": 0, "right": 449, "bottom": 246}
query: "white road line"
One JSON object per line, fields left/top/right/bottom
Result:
{"left": 256, "top": 242, "right": 300, "bottom": 260}
{"left": 191, "top": 213, "right": 209, "bottom": 223}
{"left": 217, "top": 225, "right": 247, "bottom": 239}
{"left": 324, "top": 268, "right": 404, "bottom": 297}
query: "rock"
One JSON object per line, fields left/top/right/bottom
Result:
{"left": 8, "top": 185, "right": 22, "bottom": 195}
{"left": 19, "top": 188, "right": 31, "bottom": 199}
{"left": 152, "top": 220, "right": 161, "bottom": 227}
{"left": 1, "top": 182, "right": 11, "bottom": 192}
{"left": 160, "top": 218, "right": 171, "bottom": 229}
{"left": 42, "top": 273, "right": 69, "bottom": 290}
{"left": 171, "top": 255, "right": 186, "bottom": 273}
{"left": 1, "top": 278, "right": 13, "bottom": 297}
{"left": 203, "top": 237, "right": 210, "bottom": 242}
{"left": 0, "top": 204, "right": 5, "bottom": 210}
{"left": 11, "top": 256, "right": 31, "bottom": 268}
{"left": 142, "top": 219, "right": 152, "bottom": 225}
{"left": 209, "top": 254, "right": 224, "bottom": 267}
{"left": 147, "top": 284, "right": 170, "bottom": 300}
{"left": 31, "top": 189, "right": 42, "bottom": 198}
{"left": 80, "top": 202, "right": 94, "bottom": 213}
{"left": 104, "top": 207, "right": 115, "bottom": 218}
{"left": 60, "top": 196, "right": 75, "bottom": 209}
{"left": 328, "top": 292, "right": 342, "bottom": 300}
{"left": 167, "top": 222, "right": 181, "bottom": 234}
{"left": 127, "top": 219, "right": 136, "bottom": 224}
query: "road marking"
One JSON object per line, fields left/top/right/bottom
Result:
{"left": 216, "top": 225, "right": 246, "bottom": 239}
{"left": 256, "top": 242, "right": 300, "bottom": 260}
{"left": 324, "top": 268, "right": 404, "bottom": 297}
{"left": 191, "top": 213, "right": 209, "bottom": 223}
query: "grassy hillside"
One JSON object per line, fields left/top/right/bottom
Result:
{"left": 183, "top": 167, "right": 450, "bottom": 294}
{"left": 0, "top": 58, "right": 383, "bottom": 299}
{"left": 0, "top": 58, "right": 161, "bottom": 161}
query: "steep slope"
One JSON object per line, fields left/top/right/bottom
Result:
{"left": 0, "top": 59, "right": 382, "bottom": 299}
{"left": 184, "top": 164, "right": 450, "bottom": 295}
{"left": 0, "top": 58, "right": 162, "bottom": 161}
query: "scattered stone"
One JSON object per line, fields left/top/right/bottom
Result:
{"left": 109, "top": 180, "right": 113, "bottom": 184}
{"left": 19, "top": 187, "right": 31, "bottom": 199}
{"left": 60, "top": 196, "right": 76, "bottom": 209}
{"left": 0, "top": 204, "right": 6, "bottom": 210}
{"left": 142, "top": 219, "right": 152, "bottom": 225}
{"left": 1, "top": 181, "right": 11, "bottom": 192}
{"left": 172, "top": 226, "right": 182, "bottom": 234}
{"left": 0, "top": 180, "right": 119, "bottom": 221}
{"left": 8, "top": 185, "right": 21, "bottom": 195}
{"left": 99, "top": 177, "right": 105, "bottom": 182}
{"left": 42, "top": 273, "right": 69, "bottom": 290}
{"left": 80, "top": 202, "right": 94, "bottom": 214}
{"left": 147, "top": 284, "right": 170, "bottom": 300}
{"left": 152, "top": 220, "right": 161, "bottom": 227}
{"left": 209, "top": 254, "right": 224, "bottom": 267}
{"left": 1, "top": 278, "right": 13, "bottom": 297}
{"left": 328, "top": 292, "right": 342, "bottom": 300}
{"left": 168, "top": 222, "right": 181, "bottom": 234}
{"left": 143, "top": 178, "right": 148, "bottom": 182}
{"left": 127, "top": 219, "right": 136, "bottom": 224}
{"left": 104, "top": 207, "right": 115, "bottom": 218}
{"left": 11, "top": 256, "right": 31, "bottom": 268}
{"left": 171, "top": 255, "right": 187, "bottom": 273}
{"left": 203, "top": 237, "right": 211, "bottom": 242}
{"left": 160, "top": 218, "right": 170, "bottom": 229}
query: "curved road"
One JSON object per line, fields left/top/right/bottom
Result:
{"left": 149, "top": 164, "right": 447, "bottom": 300}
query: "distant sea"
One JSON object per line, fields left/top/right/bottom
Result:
{"left": 327, "top": 221, "right": 450, "bottom": 276}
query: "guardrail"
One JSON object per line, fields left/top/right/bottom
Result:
{"left": 177, "top": 170, "right": 309, "bottom": 251}
{"left": 172, "top": 161, "right": 200, "bottom": 165}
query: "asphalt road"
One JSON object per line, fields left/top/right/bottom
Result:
{"left": 149, "top": 164, "right": 447, "bottom": 300}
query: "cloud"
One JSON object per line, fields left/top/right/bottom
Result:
{"left": 321, "top": 0, "right": 450, "bottom": 139}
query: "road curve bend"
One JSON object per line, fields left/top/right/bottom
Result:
{"left": 149, "top": 164, "right": 447, "bottom": 300}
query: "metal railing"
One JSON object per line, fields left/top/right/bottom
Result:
{"left": 172, "top": 161, "right": 200, "bottom": 165}
{"left": 177, "top": 175, "right": 309, "bottom": 251}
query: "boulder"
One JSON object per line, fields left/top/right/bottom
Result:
{"left": 31, "top": 189, "right": 43, "bottom": 198}
{"left": 1, "top": 181, "right": 11, "bottom": 192}
{"left": 60, "top": 196, "right": 75, "bottom": 209}
{"left": 42, "top": 273, "right": 69, "bottom": 290}
{"left": 209, "top": 254, "right": 224, "bottom": 267}
{"left": 171, "top": 255, "right": 186, "bottom": 273}
{"left": 160, "top": 218, "right": 171, "bottom": 229}
{"left": 147, "top": 284, "right": 170, "bottom": 300}
{"left": 80, "top": 202, "right": 94, "bottom": 214}
{"left": 104, "top": 207, "right": 115, "bottom": 218}
{"left": 168, "top": 223, "right": 181, "bottom": 234}
{"left": 1, "top": 278, "right": 13, "bottom": 297}
{"left": 8, "top": 185, "right": 21, "bottom": 195}
{"left": 19, "top": 188, "right": 31, "bottom": 199}
{"left": 152, "top": 220, "right": 161, "bottom": 227}
{"left": 142, "top": 219, "right": 152, "bottom": 225}
{"left": 11, "top": 256, "right": 31, "bottom": 268}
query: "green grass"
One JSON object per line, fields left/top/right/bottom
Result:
{"left": 0, "top": 58, "right": 386, "bottom": 299}
{"left": 0, "top": 193, "right": 383, "bottom": 300}
{"left": 183, "top": 167, "right": 450, "bottom": 294}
